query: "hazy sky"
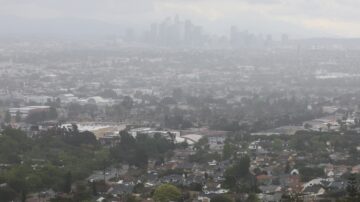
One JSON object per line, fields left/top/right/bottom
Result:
{"left": 1, "top": 0, "right": 360, "bottom": 38}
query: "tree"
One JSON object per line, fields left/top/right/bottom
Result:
{"left": 122, "top": 96, "right": 134, "bottom": 110}
{"left": 327, "top": 123, "right": 331, "bottom": 131}
{"left": 91, "top": 181, "right": 97, "bottom": 196}
{"left": 299, "top": 167, "right": 325, "bottom": 182}
{"left": 67, "top": 103, "right": 82, "bottom": 119}
{"left": 223, "top": 142, "right": 235, "bottom": 160}
{"left": 211, "top": 194, "right": 233, "bottom": 202}
{"left": 223, "top": 155, "right": 252, "bottom": 191}
{"left": 48, "top": 107, "right": 58, "bottom": 120}
{"left": 4, "top": 110, "right": 11, "bottom": 123}
{"left": 62, "top": 131, "right": 97, "bottom": 147}
{"left": 133, "top": 147, "right": 148, "bottom": 169}
{"left": 0, "top": 127, "right": 108, "bottom": 200}
{"left": 281, "top": 193, "right": 302, "bottom": 202}
{"left": 112, "top": 131, "right": 136, "bottom": 163}
{"left": 72, "top": 182, "right": 91, "bottom": 201}
{"left": 223, "top": 156, "right": 258, "bottom": 193}
{"left": 100, "top": 89, "right": 118, "bottom": 99}
{"left": 235, "top": 155, "right": 251, "bottom": 177}
{"left": 204, "top": 172, "right": 209, "bottom": 180}
{"left": 304, "top": 123, "right": 312, "bottom": 130}
{"left": 161, "top": 97, "right": 177, "bottom": 105}
{"left": 83, "top": 104, "right": 97, "bottom": 120}
{"left": 247, "top": 193, "right": 260, "bottom": 202}
{"left": 124, "top": 194, "right": 140, "bottom": 202}
{"left": 15, "top": 111, "right": 21, "bottom": 122}
{"left": 272, "top": 139, "right": 283, "bottom": 151}
{"left": 63, "top": 171, "right": 72, "bottom": 193}
{"left": 285, "top": 161, "right": 291, "bottom": 174}
{"left": 71, "top": 123, "right": 79, "bottom": 134}
{"left": 346, "top": 173, "right": 359, "bottom": 202}
{"left": 111, "top": 131, "right": 174, "bottom": 167}
{"left": 26, "top": 109, "right": 56, "bottom": 124}
{"left": 5, "top": 165, "right": 29, "bottom": 194}
{"left": 133, "top": 183, "right": 145, "bottom": 194}
{"left": 21, "top": 189, "right": 27, "bottom": 202}
{"left": 0, "top": 186, "right": 17, "bottom": 202}
{"left": 178, "top": 140, "right": 189, "bottom": 149}
{"left": 153, "top": 184, "right": 181, "bottom": 202}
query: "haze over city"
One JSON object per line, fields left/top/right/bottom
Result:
{"left": 2, "top": 0, "right": 360, "bottom": 38}
{"left": 1, "top": 1, "right": 360, "bottom": 202}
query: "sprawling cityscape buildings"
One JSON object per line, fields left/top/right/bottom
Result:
{"left": 113, "top": 16, "right": 289, "bottom": 49}
{"left": 2, "top": 2, "right": 360, "bottom": 200}
{"left": 1, "top": 35, "right": 360, "bottom": 201}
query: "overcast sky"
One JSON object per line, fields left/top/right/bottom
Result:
{"left": 1, "top": 0, "right": 360, "bottom": 38}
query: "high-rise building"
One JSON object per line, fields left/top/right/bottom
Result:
{"left": 281, "top": 34, "right": 289, "bottom": 43}
{"left": 230, "top": 26, "right": 239, "bottom": 45}
{"left": 150, "top": 23, "right": 158, "bottom": 42}
{"left": 124, "top": 28, "right": 135, "bottom": 42}
{"left": 145, "top": 15, "right": 206, "bottom": 47}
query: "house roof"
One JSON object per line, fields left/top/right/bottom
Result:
{"left": 256, "top": 174, "right": 273, "bottom": 181}
{"left": 259, "top": 185, "right": 282, "bottom": 194}
{"left": 107, "top": 184, "right": 134, "bottom": 195}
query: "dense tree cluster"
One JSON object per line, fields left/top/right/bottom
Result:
{"left": 153, "top": 184, "right": 182, "bottom": 202}
{"left": 110, "top": 131, "right": 175, "bottom": 168}
{"left": 210, "top": 194, "right": 234, "bottom": 202}
{"left": 67, "top": 103, "right": 98, "bottom": 120}
{"left": 105, "top": 96, "right": 133, "bottom": 121}
{"left": 25, "top": 107, "right": 58, "bottom": 124}
{"left": 223, "top": 155, "right": 258, "bottom": 193}
{"left": 0, "top": 127, "right": 107, "bottom": 201}
{"left": 346, "top": 173, "right": 360, "bottom": 202}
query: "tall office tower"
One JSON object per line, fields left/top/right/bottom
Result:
{"left": 150, "top": 23, "right": 158, "bottom": 43}
{"left": 184, "top": 20, "right": 194, "bottom": 45}
{"left": 125, "top": 28, "right": 135, "bottom": 42}
{"left": 172, "top": 15, "right": 181, "bottom": 45}
{"left": 230, "top": 26, "right": 239, "bottom": 46}
{"left": 193, "top": 25, "right": 203, "bottom": 45}
{"left": 159, "top": 17, "right": 172, "bottom": 45}
{"left": 265, "top": 34, "right": 273, "bottom": 46}
{"left": 281, "top": 34, "right": 289, "bottom": 43}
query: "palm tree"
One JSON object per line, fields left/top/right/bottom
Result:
{"left": 327, "top": 123, "right": 331, "bottom": 131}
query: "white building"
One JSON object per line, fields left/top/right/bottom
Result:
{"left": 208, "top": 135, "right": 226, "bottom": 151}
{"left": 9, "top": 106, "right": 51, "bottom": 118}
